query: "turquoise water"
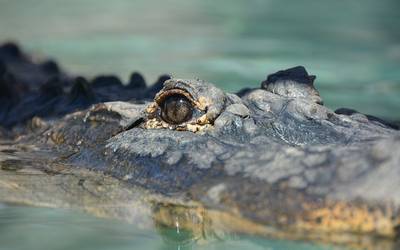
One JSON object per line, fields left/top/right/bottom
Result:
{"left": 0, "top": 1, "right": 399, "bottom": 249}
{"left": 0, "top": 204, "right": 341, "bottom": 250}
{"left": 0, "top": 0, "right": 399, "bottom": 119}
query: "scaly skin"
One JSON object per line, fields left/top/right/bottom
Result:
{"left": 1, "top": 43, "right": 400, "bottom": 249}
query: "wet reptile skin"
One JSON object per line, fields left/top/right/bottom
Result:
{"left": 1, "top": 43, "right": 400, "bottom": 249}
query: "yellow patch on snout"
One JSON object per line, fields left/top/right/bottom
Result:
{"left": 296, "top": 201, "right": 399, "bottom": 238}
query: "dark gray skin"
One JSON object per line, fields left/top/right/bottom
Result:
{"left": 1, "top": 43, "right": 400, "bottom": 249}
{"left": 34, "top": 68, "right": 400, "bottom": 243}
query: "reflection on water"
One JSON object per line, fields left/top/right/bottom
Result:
{"left": 0, "top": 204, "right": 341, "bottom": 250}
{"left": 0, "top": 0, "right": 399, "bottom": 119}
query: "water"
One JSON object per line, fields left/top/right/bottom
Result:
{"left": 0, "top": 0, "right": 399, "bottom": 119}
{"left": 0, "top": 1, "right": 399, "bottom": 249}
{"left": 0, "top": 204, "right": 341, "bottom": 250}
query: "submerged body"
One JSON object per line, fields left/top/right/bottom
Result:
{"left": 1, "top": 43, "right": 400, "bottom": 249}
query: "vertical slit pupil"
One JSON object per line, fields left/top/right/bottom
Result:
{"left": 161, "top": 95, "right": 193, "bottom": 124}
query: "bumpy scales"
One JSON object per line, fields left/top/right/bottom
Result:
{"left": 1, "top": 43, "right": 400, "bottom": 249}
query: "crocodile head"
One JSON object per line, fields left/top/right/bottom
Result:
{"left": 1, "top": 44, "right": 400, "bottom": 248}
{"left": 35, "top": 65, "right": 400, "bottom": 246}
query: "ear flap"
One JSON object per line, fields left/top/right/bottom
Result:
{"left": 261, "top": 66, "right": 323, "bottom": 105}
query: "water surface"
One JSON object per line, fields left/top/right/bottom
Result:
{"left": 0, "top": 204, "right": 342, "bottom": 250}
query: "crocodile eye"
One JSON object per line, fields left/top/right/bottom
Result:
{"left": 160, "top": 95, "right": 193, "bottom": 124}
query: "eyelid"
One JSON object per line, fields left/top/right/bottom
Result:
{"left": 155, "top": 89, "right": 195, "bottom": 106}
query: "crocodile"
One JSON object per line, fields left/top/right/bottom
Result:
{"left": 1, "top": 42, "right": 400, "bottom": 249}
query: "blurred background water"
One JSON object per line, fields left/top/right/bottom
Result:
{"left": 0, "top": 0, "right": 399, "bottom": 249}
{"left": 0, "top": 0, "right": 399, "bottom": 119}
